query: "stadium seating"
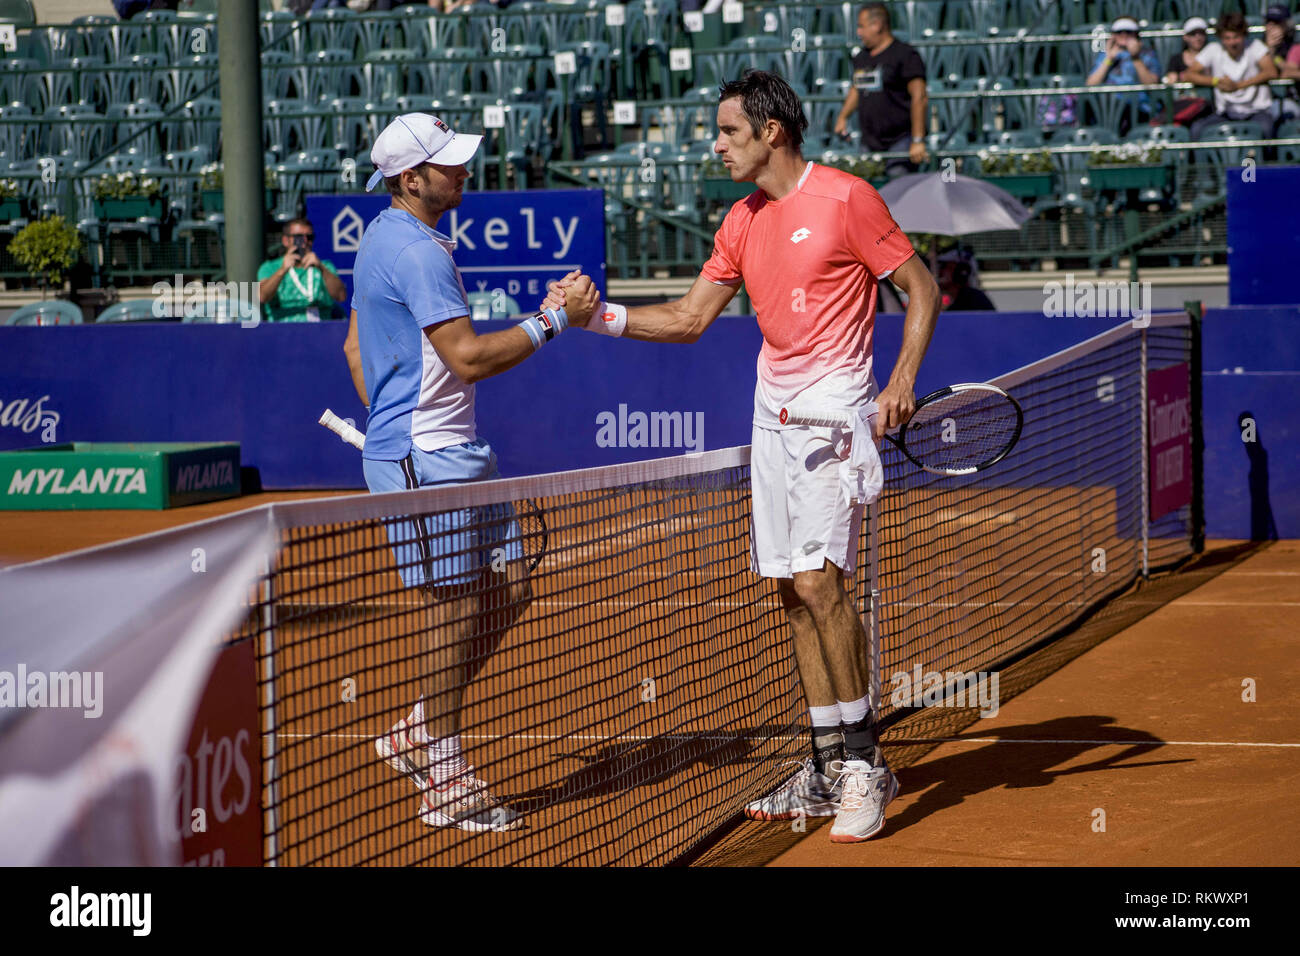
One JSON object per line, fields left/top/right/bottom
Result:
{"left": 1, "top": 1, "right": 1293, "bottom": 287}
{"left": 6, "top": 299, "right": 84, "bottom": 325}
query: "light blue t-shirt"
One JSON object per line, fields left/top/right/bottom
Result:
{"left": 1090, "top": 47, "right": 1163, "bottom": 113}
{"left": 350, "top": 206, "right": 474, "bottom": 461}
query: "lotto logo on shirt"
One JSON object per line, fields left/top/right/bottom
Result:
{"left": 790, "top": 228, "right": 812, "bottom": 244}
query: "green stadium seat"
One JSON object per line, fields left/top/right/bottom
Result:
{"left": 175, "top": 96, "right": 221, "bottom": 156}
{"left": 0, "top": 58, "right": 40, "bottom": 108}
{"left": 398, "top": 4, "right": 465, "bottom": 56}
{"left": 106, "top": 54, "right": 168, "bottom": 109}
{"left": 7, "top": 301, "right": 84, "bottom": 326}
{"left": 944, "top": 0, "right": 1012, "bottom": 34}
{"left": 467, "top": 290, "right": 521, "bottom": 321}
{"left": 1127, "top": 123, "right": 1190, "bottom": 143}
{"left": 894, "top": 1, "right": 946, "bottom": 36}
{"left": 0, "top": 0, "right": 35, "bottom": 29}
{"left": 71, "top": 15, "right": 145, "bottom": 64}
{"left": 624, "top": 0, "right": 680, "bottom": 100}
{"left": 105, "top": 100, "right": 166, "bottom": 156}
{"left": 41, "top": 104, "right": 107, "bottom": 163}
{"left": 476, "top": 44, "right": 545, "bottom": 100}
{"left": 295, "top": 48, "right": 362, "bottom": 104}
{"left": 327, "top": 97, "right": 383, "bottom": 158}
{"left": 412, "top": 47, "right": 480, "bottom": 101}
{"left": 96, "top": 299, "right": 173, "bottom": 323}
{"left": 0, "top": 102, "right": 35, "bottom": 162}
{"left": 361, "top": 48, "right": 420, "bottom": 102}
{"left": 302, "top": 7, "right": 359, "bottom": 57}
{"left": 261, "top": 11, "right": 304, "bottom": 59}
{"left": 156, "top": 53, "right": 218, "bottom": 108}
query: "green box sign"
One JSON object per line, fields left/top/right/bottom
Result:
{"left": 0, "top": 442, "right": 241, "bottom": 510}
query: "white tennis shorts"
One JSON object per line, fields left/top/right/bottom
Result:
{"left": 749, "top": 423, "right": 865, "bottom": 579}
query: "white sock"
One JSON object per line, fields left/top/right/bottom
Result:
{"left": 808, "top": 704, "right": 840, "bottom": 729}
{"left": 428, "top": 735, "right": 468, "bottom": 784}
{"left": 839, "top": 695, "right": 871, "bottom": 726}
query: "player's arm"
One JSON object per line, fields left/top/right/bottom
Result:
{"left": 544, "top": 273, "right": 736, "bottom": 344}
{"left": 343, "top": 308, "right": 368, "bottom": 406}
{"left": 834, "top": 85, "right": 859, "bottom": 136}
{"left": 622, "top": 275, "right": 738, "bottom": 343}
{"left": 426, "top": 277, "right": 600, "bottom": 383}
{"left": 875, "top": 254, "right": 940, "bottom": 437}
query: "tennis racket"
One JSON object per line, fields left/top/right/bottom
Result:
{"left": 779, "top": 383, "right": 1023, "bottom": 476}
{"left": 318, "top": 408, "right": 549, "bottom": 572}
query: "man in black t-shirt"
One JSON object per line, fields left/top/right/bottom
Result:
{"left": 834, "top": 2, "right": 929, "bottom": 177}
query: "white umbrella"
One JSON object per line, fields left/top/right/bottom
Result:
{"left": 875, "top": 172, "right": 1031, "bottom": 236}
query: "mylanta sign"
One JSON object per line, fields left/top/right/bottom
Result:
{"left": 0, "top": 443, "right": 240, "bottom": 510}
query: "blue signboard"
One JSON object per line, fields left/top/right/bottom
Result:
{"left": 304, "top": 188, "right": 606, "bottom": 313}
{"left": 1227, "top": 166, "right": 1300, "bottom": 306}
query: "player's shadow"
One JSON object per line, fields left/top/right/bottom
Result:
{"left": 502, "top": 731, "right": 759, "bottom": 814}
{"left": 882, "top": 714, "right": 1191, "bottom": 836}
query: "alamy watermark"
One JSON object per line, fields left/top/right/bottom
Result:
{"left": 1043, "top": 274, "right": 1152, "bottom": 327}
{"left": 0, "top": 665, "right": 103, "bottom": 718}
{"left": 596, "top": 405, "right": 704, "bottom": 452}
{"left": 890, "top": 666, "right": 1000, "bottom": 717}
{"left": 152, "top": 274, "right": 262, "bottom": 328}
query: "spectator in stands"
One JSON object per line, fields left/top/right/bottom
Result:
{"left": 1184, "top": 11, "right": 1279, "bottom": 138}
{"left": 1264, "top": 4, "right": 1300, "bottom": 124}
{"left": 1164, "top": 17, "right": 1211, "bottom": 82}
{"left": 258, "top": 219, "right": 348, "bottom": 322}
{"left": 1164, "top": 17, "right": 1216, "bottom": 128}
{"left": 935, "top": 248, "right": 994, "bottom": 311}
{"left": 834, "top": 2, "right": 929, "bottom": 178}
{"left": 1085, "top": 16, "right": 1162, "bottom": 135}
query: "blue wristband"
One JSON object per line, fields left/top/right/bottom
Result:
{"left": 517, "top": 307, "right": 569, "bottom": 350}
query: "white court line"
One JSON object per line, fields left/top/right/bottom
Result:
{"left": 274, "top": 732, "right": 1299, "bottom": 748}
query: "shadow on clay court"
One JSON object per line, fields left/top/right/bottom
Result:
{"left": 503, "top": 731, "right": 757, "bottom": 813}
{"left": 883, "top": 715, "right": 1192, "bottom": 836}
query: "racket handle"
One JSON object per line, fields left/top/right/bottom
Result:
{"left": 319, "top": 408, "right": 365, "bottom": 450}
{"left": 779, "top": 406, "right": 853, "bottom": 429}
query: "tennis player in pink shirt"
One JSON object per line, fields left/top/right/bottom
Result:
{"left": 546, "top": 70, "right": 940, "bottom": 843}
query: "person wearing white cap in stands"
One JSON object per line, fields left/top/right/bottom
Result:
{"left": 1086, "top": 15, "right": 1163, "bottom": 134}
{"left": 1164, "top": 16, "right": 1211, "bottom": 83}
{"left": 342, "top": 113, "right": 600, "bottom": 833}
{"left": 1183, "top": 10, "right": 1279, "bottom": 138}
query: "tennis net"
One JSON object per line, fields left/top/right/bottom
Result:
{"left": 234, "top": 312, "right": 1198, "bottom": 866}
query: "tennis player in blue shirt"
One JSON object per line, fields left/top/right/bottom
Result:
{"left": 343, "top": 113, "right": 599, "bottom": 832}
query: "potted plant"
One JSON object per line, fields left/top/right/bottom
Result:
{"left": 92, "top": 171, "right": 165, "bottom": 220}
{"left": 1087, "top": 142, "right": 1170, "bottom": 190}
{"left": 8, "top": 215, "right": 83, "bottom": 298}
{"left": 0, "top": 177, "right": 26, "bottom": 220}
{"left": 976, "top": 148, "right": 1056, "bottom": 198}
{"left": 200, "top": 163, "right": 279, "bottom": 213}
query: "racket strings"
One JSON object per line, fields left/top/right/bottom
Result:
{"left": 902, "top": 392, "right": 1021, "bottom": 470}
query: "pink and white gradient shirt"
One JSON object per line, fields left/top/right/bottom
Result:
{"left": 700, "top": 162, "right": 916, "bottom": 428}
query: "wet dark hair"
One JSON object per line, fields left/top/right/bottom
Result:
{"left": 717, "top": 70, "right": 808, "bottom": 151}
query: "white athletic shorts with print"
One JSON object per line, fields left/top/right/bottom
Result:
{"left": 749, "top": 423, "right": 865, "bottom": 579}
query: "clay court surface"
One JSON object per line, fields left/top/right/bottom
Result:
{"left": 3, "top": 493, "right": 1296, "bottom": 867}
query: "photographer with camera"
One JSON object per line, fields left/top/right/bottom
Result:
{"left": 258, "top": 218, "right": 348, "bottom": 322}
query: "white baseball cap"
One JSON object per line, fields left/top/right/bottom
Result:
{"left": 1110, "top": 17, "right": 1140, "bottom": 32}
{"left": 1183, "top": 16, "right": 1209, "bottom": 32}
{"left": 365, "top": 113, "right": 483, "bottom": 192}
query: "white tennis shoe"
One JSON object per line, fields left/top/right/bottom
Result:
{"left": 743, "top": 758, "right": 841, "bottom": 821}
{"left": 828, "top": 759, "right": 899, "bottom": 843}
{"left": 420, "top": 771, "right": 523, "bottom": 832}
{"left": 375, "top": 715, "right": 429, "bottom": 791}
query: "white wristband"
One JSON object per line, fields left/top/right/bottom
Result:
{"left": 585, "top": 301, "right": 627, "bottom": 337}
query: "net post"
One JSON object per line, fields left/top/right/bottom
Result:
{"left": 1140, "top": 326, "right": 1150, "bottom": 579}
{"left": 1185, "top": 300, "right": 1206, "bottom": 554}
{"left": 259, "top": 542, "right": 280, "bottom": 866}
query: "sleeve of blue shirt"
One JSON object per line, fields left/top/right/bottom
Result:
{"left": 1140, "top": 49, "right": 1160, "bottom": 76}
{"left": 391, "top": 240, "right": 470, "bottom": 329}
